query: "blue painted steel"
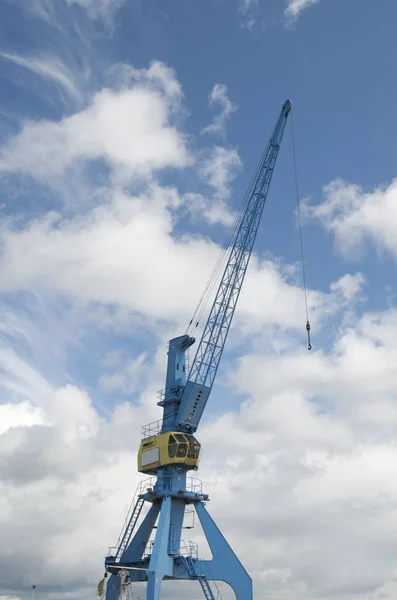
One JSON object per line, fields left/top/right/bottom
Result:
{"left": 106, "top": 484, "right": 252, "bottom": 600}
{"left": 147, "top": 496, "right": 174, "bottom": 600}
{"left": 160, "top": 334, "right": 195, "bottom": 433}
{"left": 192, "top": 502, "right": 252, "bottom": 600}
{"left": 104, "top": 100, "right": 291, "bottom": 600}
{"left": 175, "top": 99, "right": 292, "bottom": 433}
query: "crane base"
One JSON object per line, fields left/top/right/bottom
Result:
{"left": 105, "top": 493, "right": 252, "bottom": 600}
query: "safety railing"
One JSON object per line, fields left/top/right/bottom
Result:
{"left": 159, "top": 475, "right": 202, "bottom": 495}
{"left": 186, "top": 477, "right": 202, "bottom": 494}
{"left": 107, "top": 545, "right": 117, "bottom": 557}
{"left": 157, "top": 388, "right": 165, "bottom": 402}
{"left": 137, "top": 477, "right": 156, "bottom": 494}
{"left": 141, "top": 419, "right": 162, "bottom": 438}
{"left": 143, "top": 539, "right": 198, "bottom": 559}
{"left": 180, "top": 540, "right": 198, "bottom": 559}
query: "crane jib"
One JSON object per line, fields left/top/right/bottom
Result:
{"left": 173, "top": 100, "right": 292, "bottom": 434}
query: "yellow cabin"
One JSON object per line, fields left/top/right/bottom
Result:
{"left": 138, "top": 432, "right": 201, "bottom": 475}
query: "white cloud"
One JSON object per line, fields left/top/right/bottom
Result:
{"left": 303, "top": 178, "right": 397, "bottom": 261}
{"left": 200, "top": 145, "right": 241, "bottom": 200}
{"left": 0, "top": 386, "right": 153, "bottom": 593}
{"left": 285, "top": 0, "right": 320, "bottom": 21}
{"left": 4, "top": 301, "right": 397, "bottom": 599}
{"left": 0, "top": 61, "right": 189, "bottom": 182}
{"left": 0, "top": 402, "right": 44, "bottom": 436}
{"left": 100, "top": 352, "right": 148, "bottom": 393}
{"left": 0, "top": 184, "right": 347, "bottom": 342}
{"left": 330, "top": 272, "right": 365, "bottom": 300}
{"left": 235, "top": 265, "right": 364, "bottom": 346}
{"left": 201, "top": 83, "right": 237, "bottom": 137}
{"left": 0, "top": 186, "right": 214, "bottom": 326}
{"left": 230, "top": 307, "right": 397, "bottom": 434}
{"left": 184, "top": 192, "right": 236, "bottom": 227}
{"left": 108, "top": 61, "right": 183, "bottom": 105}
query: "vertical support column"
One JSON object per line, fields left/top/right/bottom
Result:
{"left": 147, "top": 496, "right": 174, "bottom": 600}
{"left": 168, "top": 498, "right": 185, "bottom": 555}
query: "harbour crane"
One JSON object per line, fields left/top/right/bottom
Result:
{"left": 103, "top": 99, "right": 292, "bottom": 600}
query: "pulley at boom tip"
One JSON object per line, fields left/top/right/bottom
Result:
{"left": 284, "top": 99, "right": 293, "bottom": 114}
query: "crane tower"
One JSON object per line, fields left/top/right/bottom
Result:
{"left": 103, "top": 100, "right": 292, "bottom": 600}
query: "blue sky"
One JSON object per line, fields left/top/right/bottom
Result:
{"left": 1, "top": 1, "right": 397, "bottom": 600}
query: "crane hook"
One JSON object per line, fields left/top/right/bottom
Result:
{"left": 306, "top": 320, "right": 312, "bottom": 351}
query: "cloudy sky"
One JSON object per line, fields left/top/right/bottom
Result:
{"left": 1, "top": 1, "right": 397, "bottom": 599}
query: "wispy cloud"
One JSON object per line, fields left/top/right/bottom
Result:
{"left": 201, "top": 83, "right": 237, "bottom": 137}
{"left": 65, "top": 0, "right": 127, "bottom": 22}
{"left": 0, "top": 52, "right": 85, "bottom": 106}
{"left": 237, "top": 0, "right": 320, "bottom": 27}
{"left": 285, "top": 0, "right": 320, "bottom": 21}
{"left": 239, "top": 0, "right": 257, "bottom": 11}
{"left": 23, "top": 0, "right": 127, "bottom": 25}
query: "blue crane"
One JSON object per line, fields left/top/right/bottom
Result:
{"left": 103, "top": 99, "right": 292, "bottom": 600}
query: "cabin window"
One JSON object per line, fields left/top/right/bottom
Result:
{"left": 175, "top": 434, "right": 187, "bottom": 443}
{"left": 188, "top": 444, "right": 200, "bottom": 459}
{"left": 168, "top": 443, "right": 177, "bottom": 458}
{"left": 168, "top": 435, "right": 177, "bottom": 458}
{"left": 176, "top": 443, "right": 188, "bottom": 458}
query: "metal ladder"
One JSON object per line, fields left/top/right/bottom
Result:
{"left": 115, "top": 497, "right": 145, "bottom": 562}
{"left": 182, "top": 556, "right": 215, "bottom": 600}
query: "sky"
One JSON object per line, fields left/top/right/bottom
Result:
{"left": 1, "top": 0, "right": 397, "bottom": 599}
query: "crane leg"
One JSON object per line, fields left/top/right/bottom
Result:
{"left": 146, "top": 496, "right": 174, "bottom": 600}
{"left": 104, "top": 574, "right": 121, "bottom": 600}
{"left": 195, "top": 501, "right": 253, "bottom": 600}
{"left": 122, "top": 502, "right": 161, "bottom": 564}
